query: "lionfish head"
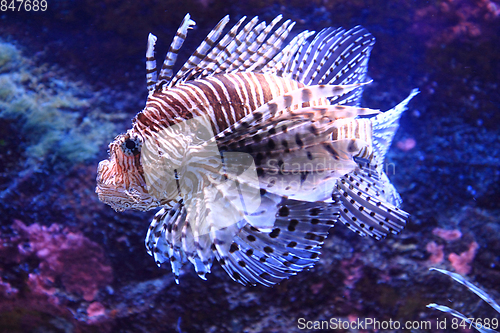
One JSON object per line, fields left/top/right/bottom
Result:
{"left": 96, "top": 130, "right": 158, "bottom": 212}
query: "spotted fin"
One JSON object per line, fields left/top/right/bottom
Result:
{"left": 215, "top": 104, "right": 377, "bottom": 155}
{"left": 211, "top": 17, "right": 261, "bottom": 74}
{"left": 227, "top": 15, "right": 287, "bottom": 73}
{"left": 245, "top": 18, "right": 295, "bottom": 72}
{"left": 211, "top": 197, "right": 340, "bottom": 286}
{"left": 146, "top": 203, "right": 187, "bottom": 283}
{"left": 145, "top": 180, "right": 340, "bottom": 286}
{"left": 197, "top": 16, "right": 248, "bottom": 76}
{"left": 335, "top": 166, "right": 409, "bottom": 239}
{"left": 210, "top": 101, "right": 376, "bottom": 201}
{"left": 332, "top": 89, "right": 418, "bottom": 239}
{"left": 269, "top": 30, "right": 316, "bottom": 76}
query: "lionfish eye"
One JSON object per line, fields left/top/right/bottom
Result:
{"left": 125, "top": 139, "right": 136, "bottom": 150}
{"left": 122, "top": 137, "right": 142, "bottom": 156}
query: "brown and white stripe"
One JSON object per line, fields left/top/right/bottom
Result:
{"left": 133, "top": 72, "right": 307, "bottom": 138}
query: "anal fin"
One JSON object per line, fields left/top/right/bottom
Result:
{"left": 335, "top": 168, "right": 409, "bottom": 239}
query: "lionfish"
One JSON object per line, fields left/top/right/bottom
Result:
{"left": 96, "top": 14, "right": 418, "bottom": 286}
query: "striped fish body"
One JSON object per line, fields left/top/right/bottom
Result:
{"left": 138, "top": 72, "right": 313, "bottom": 132}
{"left": 134, "top": 72, "right": 372, "bottom": 203}
{"left": 96, "top": 14, "right": 418, "bottom": 286}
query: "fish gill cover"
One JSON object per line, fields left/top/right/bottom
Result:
{"left": 0, "top": 1, "right": 499, "bottom": 332}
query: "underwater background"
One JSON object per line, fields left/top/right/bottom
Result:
{"left": 1, "top": 0, "right": 499, "bottom": 332}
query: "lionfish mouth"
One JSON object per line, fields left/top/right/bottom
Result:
{"left": 96, "top": 159, "right": 157, "bottom": 212}
{"left": 96, "top": 159, "right": 128, "bottom": 211}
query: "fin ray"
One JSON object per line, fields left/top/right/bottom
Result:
{"left": 336, "top": 168, "right": 409, "bottom": 239}
{"left": 157, "top": 14, "right": 196, "bottom": 89}
{"left": 371, "top": 89, "right": 420, "bottom": 167}
{"left": 170, "top": 15, "right": 230, "bottom": 87}
{"left": 211, "top": 197, "right": 340, "bottom": 286}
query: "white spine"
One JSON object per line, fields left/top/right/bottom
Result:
{"left": 146, "top": 33, "right": 158, "bottom": 93}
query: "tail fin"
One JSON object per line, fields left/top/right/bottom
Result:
{"left": 335, "top": 90, "right": 418, "bottom": 239}
{"left": 371, "top": 89, "right": 420, "bottom": 167}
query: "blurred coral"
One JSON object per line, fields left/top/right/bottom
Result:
{"left": 11, "top": 220, "right": 113, "bottom": 301}
{"left": 0, "top": 41, "right": 20, "bottom": 73}
{"left": 426, "top": 241, "right": 445, "bottom": 264}
{"left": 396, "top": 137, "right": 416, "bottom": 152}
{"left": 0, "top": 220, "right": 113, "bottom": 331}
{"left": 340, "top": 255, "right": 364, "bottom": 289}
{"left": 0, "top": 39, "right": 133, "bottom": 235}
{"left": 0, "top": 279, "right": 19, "bottom": 298}
{"left": 412, "top": 0, "right": 500, "bottom": 47}
{"left": 448, "top": 241, "right": 479, "bottom": 275}
{"left": 87, "top": 301, "right": 107, "bottom": 323}
{"left": 0, "top": 40, "right": 117, "bottom": 169}
{"left": 432, "top": 227, "right": 462, "bottom": 241}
